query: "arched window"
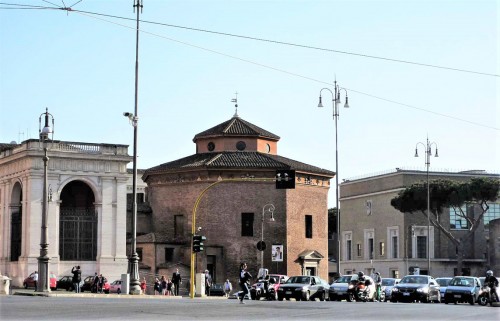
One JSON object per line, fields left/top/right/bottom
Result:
{"left": 59, "top": 181, "right": 97, "bottom": 261}
{"left": 10, "top": 182, "right": 22, "bottom": 261}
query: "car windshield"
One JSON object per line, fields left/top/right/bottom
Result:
{"left": 401, "top": 276, "right": 428, "bottom": 284}
{"left": 382, "top": 279, "right": 395, "bottom": 286}
{"left": 449, "top": 277, "right": 473, "bottom": 287}
{"left": 287, "top": 276, "right": 310, "bottom": 284}
{"left": 436, "top": 279, "right": 451, "bottom": 287}
{"left": 335, "top": 276, "right": 352, "bottom": 283}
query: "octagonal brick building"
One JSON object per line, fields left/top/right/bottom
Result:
{"left": 141, "top": 114, "right": 335, "bottom": 284}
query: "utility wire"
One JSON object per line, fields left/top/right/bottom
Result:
{"left": 1, "top": 2, "right": 497, "bottom": 77}
{"left": 72, "top": 9, "right": 499, "bottom": 131}
{"left": 1, "top": 2, "right": 498, "bottom": 130}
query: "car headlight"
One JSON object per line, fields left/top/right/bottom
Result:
{"left": 300, "top": 286, "right": 308, "bottom": 291}
{"left": 278, "top": 288, "right": 283, "bottom": 292}
{"left": 392, "top": 288, "right": 399, "bottom": 292}
{"left": 417, "top": 287, "right": 428, "bottom": 293}
{"left": 348, "top": 284, "right": 354, "bottom": 289}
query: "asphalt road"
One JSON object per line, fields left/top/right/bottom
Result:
{"left": 0, "top": 293, "right": 497, "bottom": 321}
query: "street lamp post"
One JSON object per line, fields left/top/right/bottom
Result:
{"left": 414, "top": 137, "right": 438, "bottom": 275}
{"left": 261, "top": 204, "right": 275, "bottom": 269}
{"left": 317, "top": 80, "right": 349, "bottom": 275}
{"left": 125, "top": 0, "right": 143, "bottom": 295}
{"left": 37, "top": 108, "right": 54, "bottom": 293}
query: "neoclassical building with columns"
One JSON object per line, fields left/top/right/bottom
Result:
{"left": 0, "top": 139, "right": 132, "bottom": 287}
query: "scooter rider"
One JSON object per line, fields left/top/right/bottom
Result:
{"left": 485, "top": 270, "right": 499, "bottom": 302}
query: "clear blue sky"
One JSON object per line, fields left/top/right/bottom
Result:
{"left": 1, "top": 0, "right": 498, "bottom": 207}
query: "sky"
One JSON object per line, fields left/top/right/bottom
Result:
{"left": 0, "top": 0, "right": 498, "bottom": 208}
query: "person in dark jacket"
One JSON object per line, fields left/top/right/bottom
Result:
{"left": 71, "top": 266, "right": 82, "bottom": 293}
{"left": 172, "top": 268, "right": 182, "bottom": 296}
{"left": 238, "top": 263, "right": 252, "bottom": 304}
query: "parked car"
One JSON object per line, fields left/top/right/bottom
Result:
{"left": 329, "top": 274, "right": 355, "bottom": 301}
{"left": 250, "top": 274, "right": 288, "bottom": 300}
{"left": 109, "top": 280, "right": 122, "bottom": 294}
{"left": 23, "top": 272, "right": 57, "bottom": 291}
{"left": 277, "top": 275, "right": 329, "bottom": 301}
{"left": 444, "top": 276, "right": 482, "bottom": 305}
{"left": 435, "top": 277, "right": 453, "bottom": 301}
{"left": 390, "top": 275, "right": 440, "bottom": 303}
{"left": 81, "top": 275, "right": 110, "bottom": 293}
{"left": 381, "top": 278, "right": 400, "bottom": 302}
{"left": 208, "top": 283, "right": 225, "bottom": 296}
{"left": 57, "top": 275, "right": 84, "bottom": 291}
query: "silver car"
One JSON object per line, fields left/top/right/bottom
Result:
{"left": 329, "top": 275, "right": 355, "bottom": 301}
{"left": 381, "top": 278, "right": 400, "bottom": 302}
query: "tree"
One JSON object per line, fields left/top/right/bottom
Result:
{"left": 391, "top": 177, "right": 499, "bottom": 275}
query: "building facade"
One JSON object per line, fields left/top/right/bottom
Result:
{"left": 140, "top": 115, "right": 334, "bottom": 284}
{"left": 0, "top": 139, "right": 132, "bottom": 286}
{"left": 339, "top": 169, "right": 500, "bottom": 278}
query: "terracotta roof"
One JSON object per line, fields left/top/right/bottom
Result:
{"left": 193, "top": 116, "right": 280, "bottom": 141}
{"left": 143, "top": 151, "right": 335, "bottom": 179}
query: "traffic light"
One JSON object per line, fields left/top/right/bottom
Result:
{"left": 192, "top": 235, "right": 206, "bottom": 253}
{"left": 276, "top": 169, "right": 295, "bottom": 189}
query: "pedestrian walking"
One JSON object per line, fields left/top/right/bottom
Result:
{"left": 161, "top": 275, "right": 167, "bottom": 295}
{"left": 238, "top": 263, "right": 252, "bottom": 304}
{"left": 166, "top": 278, "right": 173, "bottom": 296}
{"left": 154, "top": 277, "right": 161, "bottom": 295}
{"left": 224, "top": 279, "right": 232, "bottom": 298}
{"left": 204, "top": 270, "right": 212, "bottom": 296}
{"left": 172, "top": 268, "right": 182, "bottom": 296}
{"left": 140, "top": 277, "right": 147, "bottom": 294}
{"left": 71, "top": 266, "right": 82, "bottom": 293}
{"left": 373, "top": 271, "right": 382, "bottom": 301}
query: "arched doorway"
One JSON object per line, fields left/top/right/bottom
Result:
{"left": 10, "top": 182, "right": 22, "bottom": 261}
{"left": 59, "top": 180, "right": 97, "bottom": 261}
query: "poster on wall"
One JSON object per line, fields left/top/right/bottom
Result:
{"left": 272, "top": 244, "right": 283, "bottom": 262}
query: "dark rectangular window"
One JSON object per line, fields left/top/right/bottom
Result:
{"left": 347, "top": 240, "right": 352, "bottom": 260}
{"left": 174, "top": 215, "right": 184, "bottom": 238}
{"left": 137, "top": 248, "right": 143, "bottom": 262}
{"left": 305, "top": 215, "right": 313, "bottom": 238}
{"left": 417, "top": 236, "right": 427, "bottom": 259}
{"left": 357, "top": 244, "right": 361, "bottom": 257}
{"left": 368, "top": 238, "right": 374, "bottom": 259}
{"left": 392, "top": 236, "right": 398, "bottom": 259}
{"left": 165, "top": 248, "right": 174, "bottom": 262}
{"left": 241, "top": 213, "right": 254, "bottom": 236}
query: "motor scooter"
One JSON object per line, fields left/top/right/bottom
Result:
{"left": 347, "top": 279, "right": 370, "bottom": 302}
{"left": 478, "top": 285, "right": 499, "bottom": 306}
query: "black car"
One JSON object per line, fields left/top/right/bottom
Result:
{"left": 57, "top": 275, "right": 76, "bottom": 291}
{"left": 391, "top": 275, "right": 440, "bottom": 303}
{"left": 277, "top": 275, "right": 329, "bottom": 301}
{"left": 81, "top": 276, "right": 110, "bottom": 293}
{"left": 208, "top": 283, "right": 225, "bottom": 296}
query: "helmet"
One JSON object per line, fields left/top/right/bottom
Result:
{"left": 375, "top": 272, "right": 380, "bottom": 275}
{"left": 358, "top": 271, "right": 364, "bottom": 278}
{"left": 486, "top": 270, "right": 493, "bottom": 276}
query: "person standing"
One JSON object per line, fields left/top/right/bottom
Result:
{"left": 92, "top": 272, "right": 99, "bottom": 293}
{"left": 154, "top": 277, "right": 161, "bottom": 295}
{"left": 140, "top": 277, "right": 147, "bottom": 295}
{"left": 224, "top": 279, "right": 232, "bottom": 298}
{"left": 204, "top": 270, "right": 212, "bottom": 296}
{"left": 373, "top": 271, "right": 382, "bottom": 301}
{"left": 172, "top": 268, "right": 182, "bottom": 296}
{"left": 32, "top": 271, "right": 38, "bottom": 291}
{"left": 238, "top": 263, "right": 252, "bottom": 304}
{"left": 160, "top": 275, "right": 167, "bottom": 295}
{"left": 71, "top": 266, "right": 82, "bottom": 293}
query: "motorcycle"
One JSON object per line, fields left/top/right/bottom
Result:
{"left": 478, "top": 285, "right": 499, "bottom": 306}
{"left": 347, "top": 279, "right": 370, "bottom": 302}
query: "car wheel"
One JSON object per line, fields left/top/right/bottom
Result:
{"left": 24, "top": 283, "right": 28, "bottom": 289}
{"left": 117, "top": 289, "right": 121, "bottom": 294}
{"left": 303, "top": 291, "right": 310, "bottom": 301}
{"left": 469, "top": 297, "right": 475, "bottom": 305}
{"left": 285, "top": 297, "right": 290, "bottom": 301}
{"left": 272, "top": 291, "right": 278, "bottom": 301}
{"left": 320, "top": 291, "right": 326, "bottom": 302}
{"left": 250, "top": 293, "right": 256, "bottom": 300}
{"left": 278, "top": 295, "right": 284, "bottom": 301}
{"left": 347, "top": 292, "right": 355, "bottom": 302}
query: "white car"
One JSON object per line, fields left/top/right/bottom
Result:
{"left": 109, "top": 280, "right": 122, "bottom": 294}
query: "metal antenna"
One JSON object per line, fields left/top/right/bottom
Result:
{"left": 232, "top": 91, "right": 239, "bottom": 117}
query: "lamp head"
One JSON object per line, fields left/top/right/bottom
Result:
{"left": 434, "top": 148, "right": 439, "bottom": 157}
{"left": 414, "top": 148, "right": 419, "bottom": 157}
{"left": 344, "top": 96, "right": 349, "bottom": 108}
{"left": 317, "top": 95, "right": 323, "bottom": 108}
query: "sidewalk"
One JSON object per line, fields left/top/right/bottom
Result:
{"left": 8, "top": 287, "right": 228, "bottom": 299}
